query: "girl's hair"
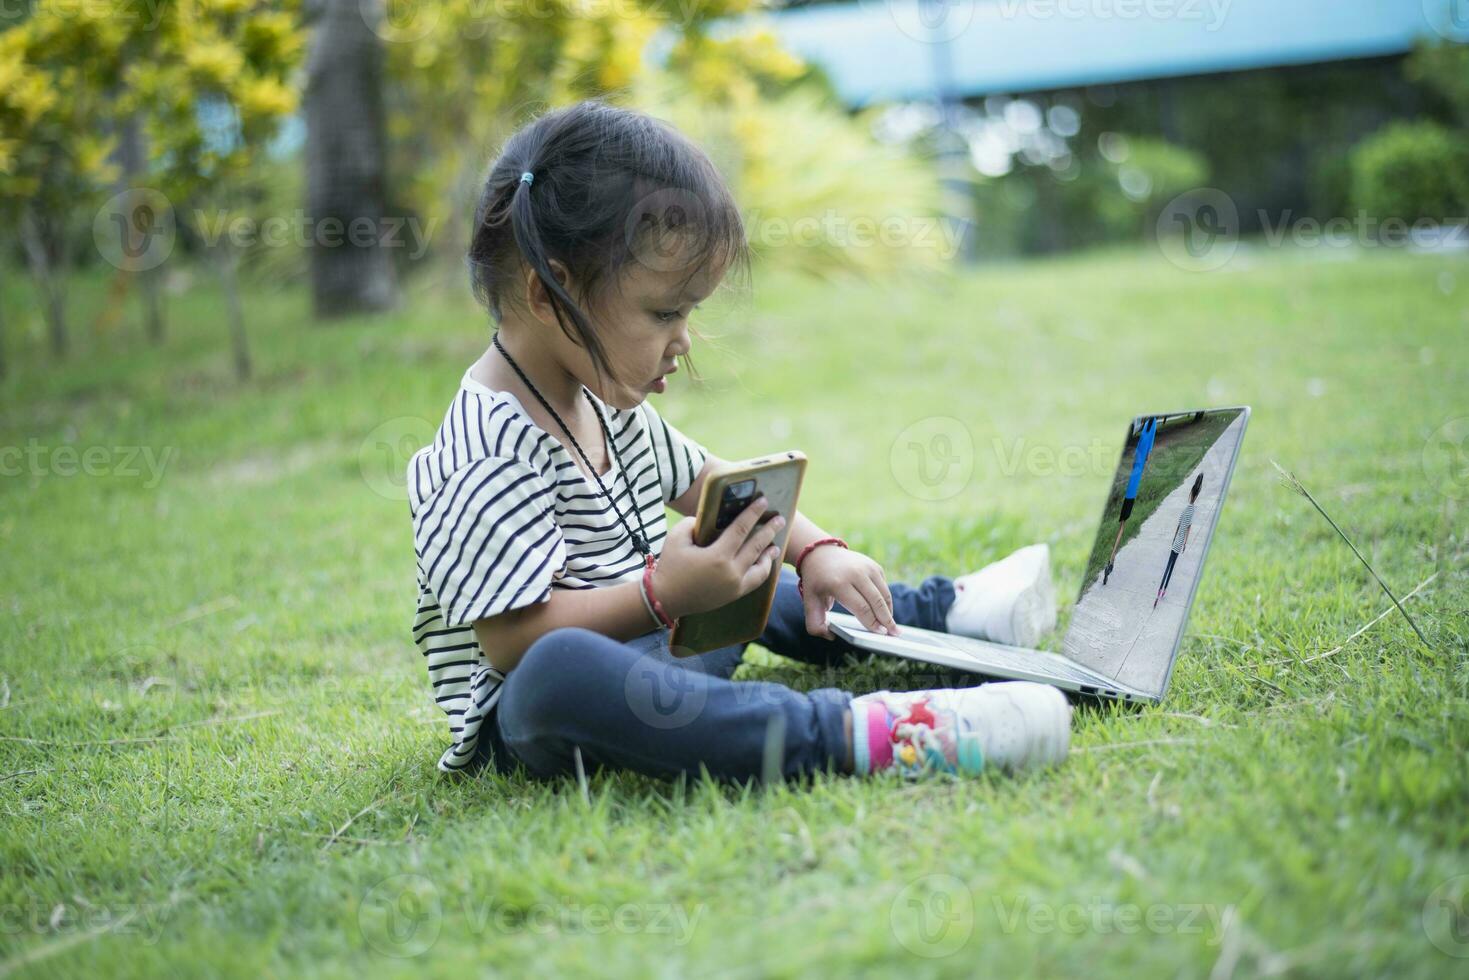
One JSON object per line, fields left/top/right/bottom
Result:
{"left": 1190, "top": 473, "right": 1204, "bottom": 500}
{"left": 467, "top": 100, "right": 747, "bottom": 387}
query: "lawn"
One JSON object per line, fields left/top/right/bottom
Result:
{"left": 1, "top": 244, "right": 1466, "bottom": 977}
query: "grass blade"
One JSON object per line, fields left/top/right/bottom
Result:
{"left": 1272, "top": 460, "right": 1433, "bottom": 651}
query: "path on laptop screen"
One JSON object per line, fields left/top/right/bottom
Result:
{"left": 1063, "top": 412, "right": 1246, "bottom": 696}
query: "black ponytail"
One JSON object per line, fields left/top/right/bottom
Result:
{"left": 1190, "top": 472, "right": 1204, "bottom": 500}
{"left": 468, "top": 100, "right": 747, "bottom": 389}
{"left": 506, "top": 164, "right": 609, "bottom": 381}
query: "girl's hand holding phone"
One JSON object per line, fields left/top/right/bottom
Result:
{"left": 797, "top": 545, "right": 900, "bottom": 640}
{"left": 653, "top": 495, "right": 786, "bottom": 619}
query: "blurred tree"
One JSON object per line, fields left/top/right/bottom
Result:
{"left": 1076, "top": 61, "right": 1425, "bottom": 232}
{"left": 0, "top": 28, "right": 39, "bottom": 379}
{"left": 0, "top": 5, "right": 126, "bottom": 359}
{"left": 0, "top": 0, "right": 28, "bottom": 386}
{"left": 1406, "top": 41, "right": 1469, "bottom": 127}
{"left": 135, "top": 0, "right": 305, "bottom": 379}
{"left": 303, "top": 0, "right": 397, "bottom": 319}
{"left": 380, "top": 0, "right": 818, "bottom": 275}
{"left": 113, "top": 116, "right": 166, "bottom": 345}
{"left": 379, "top": 0, "right": 658, "bottom": 264}
{"left": 2, "top": 0, "right": 302, "bottom": 377}
{"left": 1094, "top": 137, "right": 1209, "bottom": 239}
{"left": 638, "top": 21, "right": 950, "bottom": 278}
{"left": 647, "top": 79, "right": 948, "bottom": 278}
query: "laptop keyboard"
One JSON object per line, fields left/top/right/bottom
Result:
{"left": 829, "top": 613, "right": 1115, "bottom": 687}
{"left": 890, "top": 629, "right": 1107, "bottom": 685}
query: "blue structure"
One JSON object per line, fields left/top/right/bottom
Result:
{"left": 746, "top": 0, "right": 1469, "bottom": 106}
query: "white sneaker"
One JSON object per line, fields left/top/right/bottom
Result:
{"left": 945, "top": 543, "right": 1057, "bottom": 647}
{"left": 851, "top": 681, "right": 1072, "bottom": 776}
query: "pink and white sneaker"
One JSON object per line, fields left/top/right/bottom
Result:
{"left": 850, "top": 681, "right": 1072, "bottom": 777}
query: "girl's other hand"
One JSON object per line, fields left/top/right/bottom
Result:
{"left": 798, "top": 546, "right": 900, "bottom": 640}
{"left": 653, "top": 495, "right": 785, "bottom": 620}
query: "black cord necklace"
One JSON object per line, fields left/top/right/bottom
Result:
{"left": 490, "top": 332, "right": 653, "bottom": 562}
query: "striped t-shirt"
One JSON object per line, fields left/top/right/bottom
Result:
{"left": 1171, "top": 503, "right": 1195, "bottom": 553}
{"left": 407, "top": 368, "right": 710, "bottom": 772}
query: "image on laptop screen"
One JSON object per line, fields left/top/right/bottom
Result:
{"left": 1062, "top": 407, "right": 1248, "bottom": 698}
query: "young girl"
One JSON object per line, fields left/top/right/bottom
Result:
{"left": 1155, "top": 473, "right": 1203, "bottom": 607}
{"left": 408, "top": 101, "right": 1072, "bottom": 783}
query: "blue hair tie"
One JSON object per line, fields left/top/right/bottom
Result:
{"left": 520, "top": 171, "right": 534, "bottom": 186}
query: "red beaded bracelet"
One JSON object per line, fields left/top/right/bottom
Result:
{"left": 641, "top": 555, "right": 678, "bottom": 630}
{"left": 794, "top": 536, "right": 848, "bottom": 599}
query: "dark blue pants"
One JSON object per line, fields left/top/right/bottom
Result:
{"left": 476, "top": 566, "right": 956, "bottom": 782}
{"left": 1158, "top": 550, "right": 1181, "bottom": 592}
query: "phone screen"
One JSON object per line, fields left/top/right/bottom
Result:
{"left": 714, "top": 479, "right": 777, "bottom": 532}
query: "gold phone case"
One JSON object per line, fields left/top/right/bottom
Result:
{"left": 669, "top": 451, "right": 807, "bottom": 656}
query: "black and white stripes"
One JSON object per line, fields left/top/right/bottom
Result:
{"left": 1171, "top": 503, "right": 1195, "bottom": 553}
{"left": 408, "top": 369, "right": 709, "bottom": 772}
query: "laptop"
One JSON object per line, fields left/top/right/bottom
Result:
{"left": 829, "top": 407, "right": 1250, "bottom": 704}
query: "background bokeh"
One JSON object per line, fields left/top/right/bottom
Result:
{"left": 2, "top": 0, "right": 1467, "bottom": 373}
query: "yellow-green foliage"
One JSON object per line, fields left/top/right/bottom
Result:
{"left": 3, "top": 0, "right": 948, "bottom": 282}
{"left": 380, "top": 0, "right": 796, "bottom": 238}
{"left": 383, "top": 0, "right": 670, "bottom": 246}
{"left": 0, "top": 0, "right": 303, "bottom": 212}
{"left": 640, "top": 79, "right": 951, "bottom": 277}
{"left": 380, "top": 0, "right": 919, "bottom": 278}
{"left": 0, "top": 3, "right": 128, "bottom": 203}
{"left": 135, "top": 0, "right": 305, "bottom": 200}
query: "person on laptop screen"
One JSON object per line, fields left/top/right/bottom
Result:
{"left": 1155, "top": 473, "right": 1203, "bottom": 608}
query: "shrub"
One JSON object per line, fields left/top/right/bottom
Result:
{"left": 1349, "top": 121, "right": 1469, "bottom": 226}
{"left": 969, "top": 135, "right": 1207, "bottom": 255}
{"left": 1097, "top": 136, "right": 1210, "bottom": 236}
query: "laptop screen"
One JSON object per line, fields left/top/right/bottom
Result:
{"left": 1061, "top": 407, "right": 1249, "bottom": 698}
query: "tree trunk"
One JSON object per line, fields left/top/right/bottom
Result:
{"left": 141, "top": 265, "right": 165, "bottom": 343}
{"left": 19, "top": 204, "right": 66, "bottom": 358}
{"left": 0, "top": 249, "right": 8, "bottom": 382}
{"left": 304, "top": 0, "right": 399, "bottom": 319}
{"left": 214, "top": 241, "right": 252, "bottom": 381}
{"left": 117, "top": 116, "right": 167, "bottom": 344}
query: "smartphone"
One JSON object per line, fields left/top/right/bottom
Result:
{"left": 669, "top": 451, "right": 807, "bottom": 656}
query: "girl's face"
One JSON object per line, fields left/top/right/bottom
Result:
{"left": 574, "top": 258, "right": 723, "bottom": 410}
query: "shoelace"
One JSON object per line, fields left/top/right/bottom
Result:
{"left": 888, "top": 698, "right": 959, "bottom": 776}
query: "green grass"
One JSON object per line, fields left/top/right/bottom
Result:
{"left": 1, "top": 244, "right": 1467, "bottom": 977}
